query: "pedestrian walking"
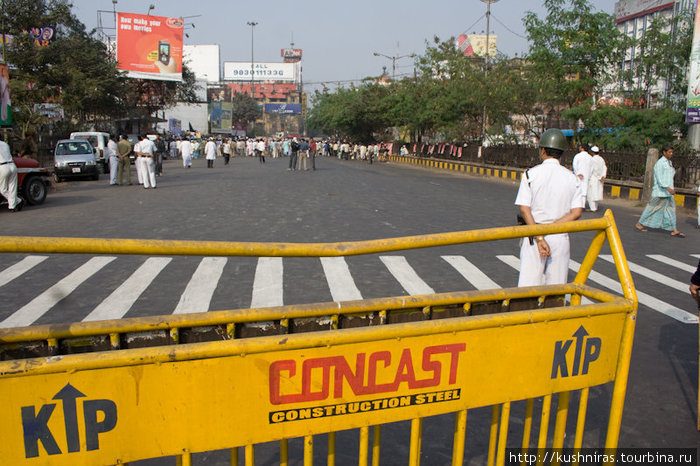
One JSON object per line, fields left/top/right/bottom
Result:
{"left": 636, "top": 145, "right": 685, "bottom": 237}
{"left": 205, "top": 138, "right": 217, "bottom": 168}
{"left": 309, "top": 138, "right": 317, "bottom": 170}
{"left": 573, "top": 143, "right": 592, "bottom": 206}
{"left": 587, "top": 145, "right": 606, "bottom": 212}
{"left": 288, "top": 138, "right": 299, "bottom": 170}
{"left": 0, "top": 140, "right": 21, "bottom": 212}
{"left": 180, "top": 138, "right": 193, "bottom": 168}
{"left": 515, "top": 128, "right": 584, "bottom": 287}
{"left": 155, "top": 135, "right": 166, "bottom": 176}
{"left": 256, "top": 139, "right": 266, "bottom": 164}
{"left": 169, "top": 138, "right": 179, "bottom": 160}
{"left": 298, "top": 139, "right": 309, "bottom": 170}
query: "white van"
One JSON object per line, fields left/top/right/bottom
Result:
{"left": 69, "top": 132, "right": 110, "bottom": 173}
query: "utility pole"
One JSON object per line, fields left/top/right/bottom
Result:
{"left": 247, "top": 22, "right": 258, "bottom": 99}
{"left": 480, "top": 0, "right": 500, "bottom": 146}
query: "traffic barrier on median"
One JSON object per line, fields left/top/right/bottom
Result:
{"left": 0, "top": 210, "right": 637, "bottom": 465}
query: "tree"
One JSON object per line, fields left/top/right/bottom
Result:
{"left": 231, "top": 92, "right": 260, "bottom": 125}
{"left": 523, "top": 0, "right": 628, "bottom": 132}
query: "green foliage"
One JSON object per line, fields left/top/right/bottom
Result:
{"left": 231, "top": 92, "right": 260, "bottom": 124}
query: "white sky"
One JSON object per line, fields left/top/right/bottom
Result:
{"left": 69, "top": 0, "right": 615, "bottom": 92}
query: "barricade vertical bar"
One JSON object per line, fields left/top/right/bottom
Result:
{"left": 226, "top": 323, "right": 236, "bottom": 339}
{"left": 409, "top": 418, "right": 423, "bottom": 466}
{"left": 496, "top": 402, "right": 511, "bottom": 466}
{"left": 536, "top": 395, "right": 552, "bottom": 466}
{"left": 230, "top": 447, "right": 239, "bottom": 466}
{"left": 47, "top": 337, "right": 58, "bottom": 355}
{"left": 328, "top": 432, "right": 336, "bottom": 466}
{"left": 170, "top": 328, "right": 179, "bottom": 344}
{"left": 304, "top": 435, "right": 313, "bottom": 466}
{"left": 552, "top": 391, "right": 571, "bottom": 466}
{"left": 451, "top": 409, "right": 467, "bottom": 466}
{"left": 359, "top": 426, "right": 369, "bottom": 466}
{"left": 572, "top": 388, "right": 590, "bottom": 466}
{"left": 573, "top": 230, "right": 607, "bottom": 287}
{"left": 109, "top": 333, "right": 120, "bottom": 350}
{"left": 176, "top": 452, "right": 191, "bottom": 466}
{"left": 245, "top": 444, "right": 255, "bottom": 466}
{"left": 521, "top": 399, "right": 534, "bottom": 453}
{"left": 372, "top": 425, "right": 382, "bottom": 466}
{"left": 487, "top": 405, "right": 499, "bottom": 466}
{"left": 280, "top": 439, "right": 288, "bottom": 466}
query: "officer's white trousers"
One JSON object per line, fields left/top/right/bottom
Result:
{"left": 518, "top": 233, "right": 570, "bottom": 287}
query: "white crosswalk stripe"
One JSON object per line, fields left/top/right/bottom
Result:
{"left": 83, "top": 257, "right": 172, "bottom": 322}
{"left": 599, "top": 255, "right": 689, "bottom": 293}
{"left": 320, "top": 257, "right": 363, "bottom": 302}
{"left": 442, "top": 255, "right": 500, "bottom": 290}
{"left": 646, "top": 254, "right": 697, "bottom": 273}
{"left": 0, "top": 256, "right": 117, "bottom": 328}
{"left": 251, "top": 257, "right": 284, "bottom": 308}
{"left": 0, "top": 256, "right": 48, "bottom": 287}
{"left": 173, "top": 257, "right": 228, "bottom": 314}
{"left": 568, "top": 260, "right": 697, "bottom": 324}
{"left": 380, "top": 256, "right": 435, "bottom": 295}
{"left": 1, "top": 252, "right": 697, "bottom": 326}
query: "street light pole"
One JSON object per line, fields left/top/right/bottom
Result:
{"left": 247, "top": 21, "right": 258, "bottom": 99}
{"left": 480, "top": 0, "right": 500, "bottom": 146}
{"left": 373, "top": 52, "right": 415, "bottom": 81}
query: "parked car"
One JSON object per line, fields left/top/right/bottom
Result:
{"left": 69, "top": 131, "right": 110, "bottom": 173}
{"left": 0, "top": 157, "right": 51, "bottom": 208}
{"left": 53, "top": 139, "right": 99, "bottom": 182}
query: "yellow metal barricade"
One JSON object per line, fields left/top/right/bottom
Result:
{"left": 0, "top": 210, "right": 637, "bottom": 465}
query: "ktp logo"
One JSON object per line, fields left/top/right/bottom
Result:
{"left": 21, "top": 383, "right": 117, "bottom": 458}
{"left": 550, "top": 326, "right": 601, "bottom": 379}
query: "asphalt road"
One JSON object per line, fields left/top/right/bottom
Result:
{"left": 0, "top": 155, "right": 698, "bottom": 465}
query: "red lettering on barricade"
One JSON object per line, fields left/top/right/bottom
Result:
{"left": 269, "top": 343, "right": 466, "bottom": 405}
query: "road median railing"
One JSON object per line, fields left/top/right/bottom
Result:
{"left": 0, "top": 210, "right": 637, "bottom": 466}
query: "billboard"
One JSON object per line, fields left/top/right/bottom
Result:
{"left": 224, "top": 62, "right": 296, "bottom": 81}
{"left": 264, "top": 103, "right": 302, "bottom": 114}
{"left": 183, "top": 44, "right": 220, "bottom": 82}
{"left": 456, "top": 34, "right": 497, "bottom": 58}
{"left": 281, "top": 48, "right": 303, "bottom": 63}
{"left": 0, "top": 63, "right": 11, "bottom": 126}
{"left": 687, "top": 0, "right": 700, "bottom": 123}
{"left": 116, "top": 12, "right": 184, "bottom": 81}
{"left": 210, "top": 101, "right": 232, "bottom": 133}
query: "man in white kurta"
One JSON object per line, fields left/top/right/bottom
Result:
{"left": 572, "top": 144, "right": 592, "bottom": 201}
{"left": 204, "top": 138, "right": 217, "bottom": 168}
{"left": 515, "top": 129, "right": 585, "bottom": 287}
{"left": 180, "top": 138, "right": 193, "bottom": 168}
{"left": 135, "top": 135, "right": 157, "bottom": 188}
{"left": 107, "top": 135, "right": 119, "bottom": 185}
{"left": 586, "top": 146, "right": 607, "bottom": 212}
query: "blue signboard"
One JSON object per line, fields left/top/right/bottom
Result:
{"left": 264, "top": 103, "right": 301, "bottom": 115}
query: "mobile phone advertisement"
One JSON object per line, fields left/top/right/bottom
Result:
{"left": 116, "top": 12, "right": 183, "bottom": 82}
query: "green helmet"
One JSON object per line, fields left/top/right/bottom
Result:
{"left": 538, "top": 129, "right": 568, "bottom": 152}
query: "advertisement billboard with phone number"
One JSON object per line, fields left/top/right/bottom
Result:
{"left": 116, "top": 12, "right": 183, "bottom": 82}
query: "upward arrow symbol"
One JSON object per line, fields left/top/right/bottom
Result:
{"left": 571, "top": 326, "right": 589, "bottom": 377}
{"left": 53, "top": 383, "right": 87, "bottom": 453}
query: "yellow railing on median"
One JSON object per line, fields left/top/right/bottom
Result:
{"left": 0, "top": 210, "right": 637, "bottom": 466}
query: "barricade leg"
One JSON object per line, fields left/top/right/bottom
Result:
{"left": 452, "top": 409, "right": 467, "bottom": 466}
{"left": 572, "top": 388, "right": 590, "bottom": 466}
{"left": 327, "top": 433, "right": 335, "bottom": 466}
{"left": 409, "top": 418, "right": 423, "bottom": 466}
{"left": 176, "top": 452, "right": 191, "bottom": 466}
{"left": 522, "top": 398, "right": 534, "bottom": 452}
{"left": 303, "top": 435, "right": 313, "bottom": 466}
{"left": 552, "top": 392, "right": 571, "bottom": 466}
{"left": 372, "top": 425, "right": 382, "bottom": 466}
{"left": 230, "top": 447, "right": 239, "bottom": 466}
{"left": 280, "top": 439, "right": 288, "bottom": 466}
{"left": 496, "top": 402, "right": 511, "bottom": 466}
{"left": 488, "top": 405, "right": 499, "bottom": 466}
{"left": 359, "top": 426, "right": 370, "bottom": 466}
{"left": 245, "top": 444, "right": 255, "bottom": 466}
{"left": 536, "top": 395, "right": 552, "bottom": 466}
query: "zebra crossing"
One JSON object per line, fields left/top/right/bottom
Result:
{"left": 0, "top": 252, "right": 697, "bottom": 328}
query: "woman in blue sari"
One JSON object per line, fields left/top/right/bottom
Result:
{"left": 636, "top": 145, "right": 685, "bottom": 237}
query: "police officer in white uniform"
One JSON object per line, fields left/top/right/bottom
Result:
{"left": 515, "top": 129, "right": 584, "bottom": 287}
{"left": 0, "top": 140, "right": 20, "bottom": 211}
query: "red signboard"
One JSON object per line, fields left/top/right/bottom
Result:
{"left": 116, "top": 12, "right": 184, "bottom": 81}
{"left": 226, "top": 83, "right": 297, "bottom": 100}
